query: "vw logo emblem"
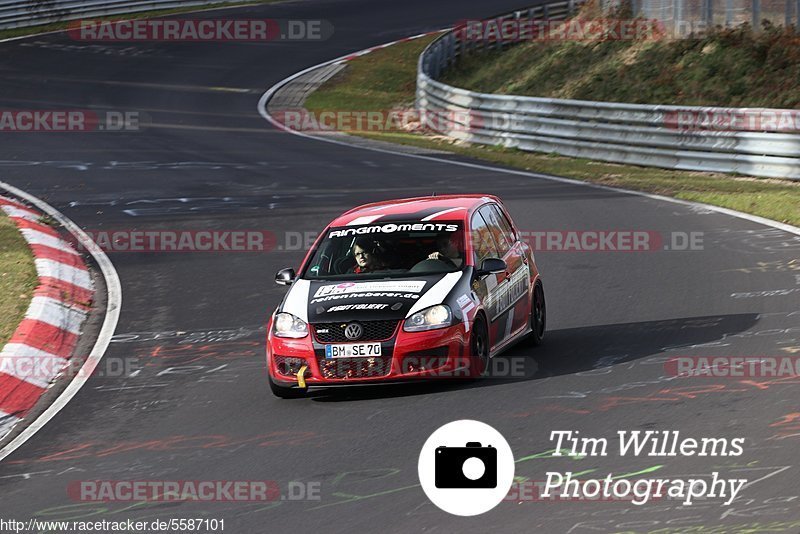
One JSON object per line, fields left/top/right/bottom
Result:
{"left": 344, "top": 322, "right": 363, "bottom": 341}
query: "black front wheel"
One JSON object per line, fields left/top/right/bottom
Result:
{"left": 529, "top": 282, "right": 546, "bottom": 346}
{"left": 469, "top": 315, "right": 490, "bottom": 377}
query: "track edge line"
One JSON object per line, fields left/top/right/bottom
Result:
{"left": 256, "top": 38, "right": 800, "bottom": 238}
{"left": 0, "top": 181, "right": 122, "bottom": 464}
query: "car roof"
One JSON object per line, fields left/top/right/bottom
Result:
{"left": 329, "top": 195, "right": 501, "bottom": 227}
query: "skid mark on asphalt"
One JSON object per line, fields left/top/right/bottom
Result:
{"left": 74, "top": 325, "right": 270, "bottom": 398}
{"left": 5, "top": 431, "right": 322, "bottom": 465}
{"left": 111, "top": 325, "right": 264, "bottom": 344}
{"left": 91, "top": 339, "right": 263, "bottom": 389}
{"left": 18, "top": 41, "right": 162, "bottom": 57}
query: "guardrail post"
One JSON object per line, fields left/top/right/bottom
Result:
{"left": 785, "top": 0, "right": 793, "bottom": 26}
{"left": 703, "top": 0, "right": 713, "bottom": 28}
{"left": 725, "top": 0, "right": 734, "bottom": 26}
{"left": 752, "top": 0, "right": 761, "bottom": 30}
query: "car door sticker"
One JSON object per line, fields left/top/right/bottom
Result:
{"left": 486, "top": 264, "right": 530, "bottom": 322}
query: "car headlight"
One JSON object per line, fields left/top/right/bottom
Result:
{"left": 273, "top": 312, "right": 309, "bottom": 338}
{"left": 403, "top": 305, "right": 453, "bottom": 332}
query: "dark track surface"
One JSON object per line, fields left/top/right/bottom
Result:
{"left": 1, "top": 1, "right": 800, "bottom": 532}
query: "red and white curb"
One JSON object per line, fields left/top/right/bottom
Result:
{"left": 0, "top": 195, "right": 94, "bottom": 440}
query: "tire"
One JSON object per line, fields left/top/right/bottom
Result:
{"left": 529, "top": 281, "right": 546, "bottom": 346}
{"left": 268, "top": 372, "right": 307, "bottom": 399}
{"left": 469, "top": 315, "right": 490, "bottom": 377}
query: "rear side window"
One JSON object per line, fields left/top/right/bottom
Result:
{"left": 478, "top": 205, "right": 511, "bottom": 256}
{"left": 490, "top": 204, "right": 517, "bottom": 243}
{"left": 470, "top": 211, "right": 500, "bottom": 265}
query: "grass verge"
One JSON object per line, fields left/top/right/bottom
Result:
{"left": 304, "top": 34, "right": 800, "bottom": 226}
{"left": 441, "top": 23, "right": 800, "bottom": 108}
{"left": 0, "top": 0, "right": 280, "bottom": 41}
{"left": 0, "top": 211, "right": 38, "bottom": 346}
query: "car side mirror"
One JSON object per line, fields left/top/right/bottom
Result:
{"left": 275, "top": 268, "right": 296, "bottom": 286}
{"left": 475, "top": 258, "right": 507, "bottom": 278}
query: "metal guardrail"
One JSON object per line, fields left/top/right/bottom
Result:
{"left": 416, "top": 3, "right": 800, "bottom": 180}
{"left": 0, "top": 0, "right": 223, "bottom": 30}
{"left": 629, "top": 0, "right": 800, "bottom": 36}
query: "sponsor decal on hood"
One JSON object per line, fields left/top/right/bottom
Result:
{"left": 311, "top": 280, "right": 426, "bottom": 301}
{"left": 299, "top": 275, "right": 450, "bottom": 323}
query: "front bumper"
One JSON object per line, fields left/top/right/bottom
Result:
{"left": 266, "top": 320, "right": 473, "bottom": 388}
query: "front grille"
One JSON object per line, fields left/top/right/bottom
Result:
{"left": 318, "top": 357, "right": 392, "bottom": 379}
{"left": 312, "top": 320, "right": 399, "bottom": 343}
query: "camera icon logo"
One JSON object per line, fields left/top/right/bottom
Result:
{"left": 435, "top": 442, "right": 497, "bottom": 489}
{"left": 418, "top": 420, "right": 514, "bottom": 516}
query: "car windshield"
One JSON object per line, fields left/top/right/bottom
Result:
{"left": 303, "top": 221, "right": 466, "bottom": 280}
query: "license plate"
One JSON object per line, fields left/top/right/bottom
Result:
{"left": 325, "top": 343, "right": 382, "bottom": 358}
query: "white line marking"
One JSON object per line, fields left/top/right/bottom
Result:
{"left": 0, "top": 412, "right": 21, "bottom": 438}
{"left": 0, "top": 182, "right": 121, "bottom": 463}
{"left": 461, "top": 302, "right": 475, "bottom": 332}
{"left": 367, "top": 199, "right": 428, "bottom": 212}
{"left": 504, "top": 308, "right": 515, "bottom": 337}
{"left": 407, "top": 272, "right": 463, "bottom": 316}
{"left": 282, "top": 279, "right": 311, "bottom": 323}
{"left": 348, "top": 215, "right": 384, "bottom": 225}
{"left": 0, "top": 1, "right": 278, "bottom": 44}
{"left": 257, "top": 42, "right": 800, "bottom": 239}
{"left": 421, "top": 207, "right": 464, "bottom": 221}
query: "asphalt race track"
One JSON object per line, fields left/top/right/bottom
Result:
{"left": 1, "top": 0, "right": 800, "bottom": 532}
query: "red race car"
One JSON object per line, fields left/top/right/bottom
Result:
{"left": 266, "top": 195, "right": 545, "bottom": 397}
